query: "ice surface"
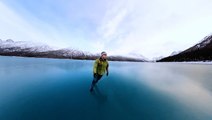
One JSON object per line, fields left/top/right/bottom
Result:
{"left": 0, "top": 56, "right": 212, "bottom": 120}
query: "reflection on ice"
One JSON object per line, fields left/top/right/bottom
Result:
{"left": 0, "top": 56, "right": 212, "bottom": 120}
{"left": 90, "top": 85, "right": 108, "bottom": 104}
{"left": 137, "top": 63, "right": 212, "bottom": 115}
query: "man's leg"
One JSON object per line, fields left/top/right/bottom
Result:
{"left": 95, "top": 75, "right": 103, "bottom": 84}
{"left": 90, "top": 76, "right": 97, "bottom": 92}
{"left": 90, "top": 74, "right": 102, "bottom": 92}
{"left": 92, "top": 76, "right": 98, "bottom": 86}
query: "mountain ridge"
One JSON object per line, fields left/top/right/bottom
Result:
{"left": 158, "top": 34, "right": 212, "bottom": 62}
{"left": 0, "top": 39, "right": 147, "bottom": 62}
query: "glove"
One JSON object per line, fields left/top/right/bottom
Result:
{"left": 93, "top": 73, "right": 97, "bottom": 77}
{"left": 106, "top": 72, "right": 109, "bottom": 76}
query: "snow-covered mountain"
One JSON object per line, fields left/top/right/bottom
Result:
{"left": 159, "top": 34, "right": 212, "bottom": 62}
{"left": 154, "top": 51, "right": 180, "bottom": 61}
{"left": 170, "top": 51, "right": 181, "bottom": 56}
{"left": 0, "top": 39, "right": 146, "bottom": 62}
{"left": 182, "top": 35, "right": 212, "bottom": 53}
{"left": 0, "top": 39, "right": 53, "bottom": 52}
{"left": 152, "top": 56, "right": 164, "bottom": 62}
{"left": 127, "top": 52, "right": 149, "bottom": 61}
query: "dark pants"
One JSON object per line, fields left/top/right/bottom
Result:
{"left": 90, "top": 74, "right": 103, "bottom": 90}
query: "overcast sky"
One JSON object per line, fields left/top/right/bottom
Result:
{"left": 0, "top": 0, "right": 212, "bottom": 59}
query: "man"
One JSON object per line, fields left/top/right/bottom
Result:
{"left": 90, "top": 51, "right": 109, "bottom": 92}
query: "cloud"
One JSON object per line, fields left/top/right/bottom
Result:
{"left": 91, "top": 0, "right": 212, "bottom": 59}
{"left": 0, "top": 1, "right": 89, "bottom": 49}
{"left": 0, "top": 2, "right": 59, "bottom": 45}
{"left": 1, "top": 0, "right": 212, "bottom": 59}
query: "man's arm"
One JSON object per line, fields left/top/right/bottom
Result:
{"left": 106, "top": 63, "right": 109, "bottom": 76}
{"left": 93, "top": 59, "right": 98, "bottom": 75}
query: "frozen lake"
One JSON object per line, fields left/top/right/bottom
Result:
{"left": 0, "top": 56, "right": 212, "bottom": 120}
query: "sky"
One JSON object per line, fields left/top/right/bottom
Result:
{"left": 0, "top": 0, "right": 212, "bottom": 59}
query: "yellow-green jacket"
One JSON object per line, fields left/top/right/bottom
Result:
{"left": 93, "top": 58, "right": 109, "bottom": 75}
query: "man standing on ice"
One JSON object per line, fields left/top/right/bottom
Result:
{"left": 90, "top": 51, "right": 109, "bottom": 92}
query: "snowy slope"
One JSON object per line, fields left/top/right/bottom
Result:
{"left": 0, "top": 39, "right": 146, "bottom": 62}
{"left": 127, "top": 52, "right": 149, "bottom": 61}
{"left": 170, "top": 51, "right": 181, "bottom": 56}
{"left": 183, "top": 35, "right": 212, "bottom": 53}
{"left": 0, "top": 39, "right": 53, "bottom": 52}
{"left": 159, "top": 34, "right": 212, "bottom": 62}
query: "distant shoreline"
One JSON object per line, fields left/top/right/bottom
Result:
{"left": 0, "top": 55, "right": 145, "bottom": 62}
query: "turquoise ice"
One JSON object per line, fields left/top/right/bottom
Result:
{"left": 0, "top": 56, "right": 212, "bottom": 120}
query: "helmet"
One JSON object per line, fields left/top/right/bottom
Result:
{"left": 101, "top": 51, "right": 107, "bottom": 56}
